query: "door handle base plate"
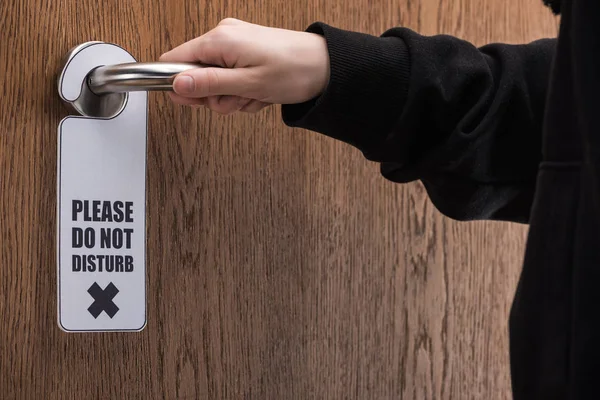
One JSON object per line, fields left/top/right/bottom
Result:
{"left": 58, "top": 41, "right": 129, "bottom": 119}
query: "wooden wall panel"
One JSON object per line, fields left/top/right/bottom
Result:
{"left": 0, "top": 0, "right": 557, "bottom": 398}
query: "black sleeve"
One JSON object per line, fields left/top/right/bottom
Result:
{"left": 281, "top": 23, "right": 557, "bottom": 224}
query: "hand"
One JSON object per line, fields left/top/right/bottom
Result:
{"left": 159, "top": 18, "right": 330, "bottom": 115}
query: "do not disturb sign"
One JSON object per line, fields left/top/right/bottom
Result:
{"left": 57, "top": 42, "right": 147, "bottom": 332}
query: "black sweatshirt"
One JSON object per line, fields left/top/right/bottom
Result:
{"left": 281, "top": 0, "right": 600, "bottom": 398}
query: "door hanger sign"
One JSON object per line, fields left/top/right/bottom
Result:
{"left": 57, "top": 42, "right": 147, "bottom": 332}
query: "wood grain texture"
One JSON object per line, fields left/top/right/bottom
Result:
{"left": 0, "top": 0, "right": 557, "bottom": 399}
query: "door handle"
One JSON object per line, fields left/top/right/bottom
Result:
{"left": 88, "top": 62, "right": 205, "bottom": 95}
{"left": 58, "top": 42, "right": 208, "bottom": 118}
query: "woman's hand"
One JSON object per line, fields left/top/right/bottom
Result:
{"left": 160, "top": 18, "right": 330, "bottom": 114}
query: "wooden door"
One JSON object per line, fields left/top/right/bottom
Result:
{"left": 1, "top": 0, "right": 557, "bottom": 398}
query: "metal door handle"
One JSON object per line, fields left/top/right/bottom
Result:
{"left": 58, "top": 42, "right": 210, "bottom": 118}
{"left": 88, "top": 62, "right": 205, "bottom": 95}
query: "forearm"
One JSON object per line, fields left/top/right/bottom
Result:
{"left": 283, "top": 23, "right": 556, "bottom": 223}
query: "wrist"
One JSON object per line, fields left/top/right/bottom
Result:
{"left": 286, "top": 32, "right": 330, "bottom": 103}
{"left": 306, "top": 33, "right": 330, "bottom": 100}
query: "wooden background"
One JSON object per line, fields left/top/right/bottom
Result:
{"left": 0, "top": 0, "right": 557, "bottom": 398}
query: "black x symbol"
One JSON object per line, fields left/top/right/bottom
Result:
{"left": 87, "top": 282, "right": 119, "bottom": 319}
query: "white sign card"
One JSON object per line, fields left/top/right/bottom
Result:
{"left": 57, "top": 43, "right": 147, "bottom": 332}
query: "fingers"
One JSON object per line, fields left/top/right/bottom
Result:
{"left": 172, "top": 67, "right": 256, "bottom": 98}
{"left": 161, "top": 17, "right": 266, "bottom": 116}
{"left": 201, "top": 96, "right": 267, "bottom": 114}
{"left": 168, "top": 92, "right": 268, "bottom": 115}
{"left": 203, "top": 96, "right": 267, "bottom": 114}
{"left": 167, "top": 92, "right": 206, "bottom": 106}
{"left": 205, "top": 95, "right": 244, "bottom": 115}
{"left": 159, "top": 31, "right": 223, "bottom": 65}
{"left": 240, "top": 100, "right": 269, "bottom": 113}
{"left": 159, "top": 34, "right": 209, "bottom": 64}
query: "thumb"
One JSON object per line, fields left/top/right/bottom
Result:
{"left": 172, "top": 67, "right": 254, "bottom": 98}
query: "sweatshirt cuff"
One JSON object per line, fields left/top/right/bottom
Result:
{"left": 281, "top": 22, "right": 410, "bottom": 157}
